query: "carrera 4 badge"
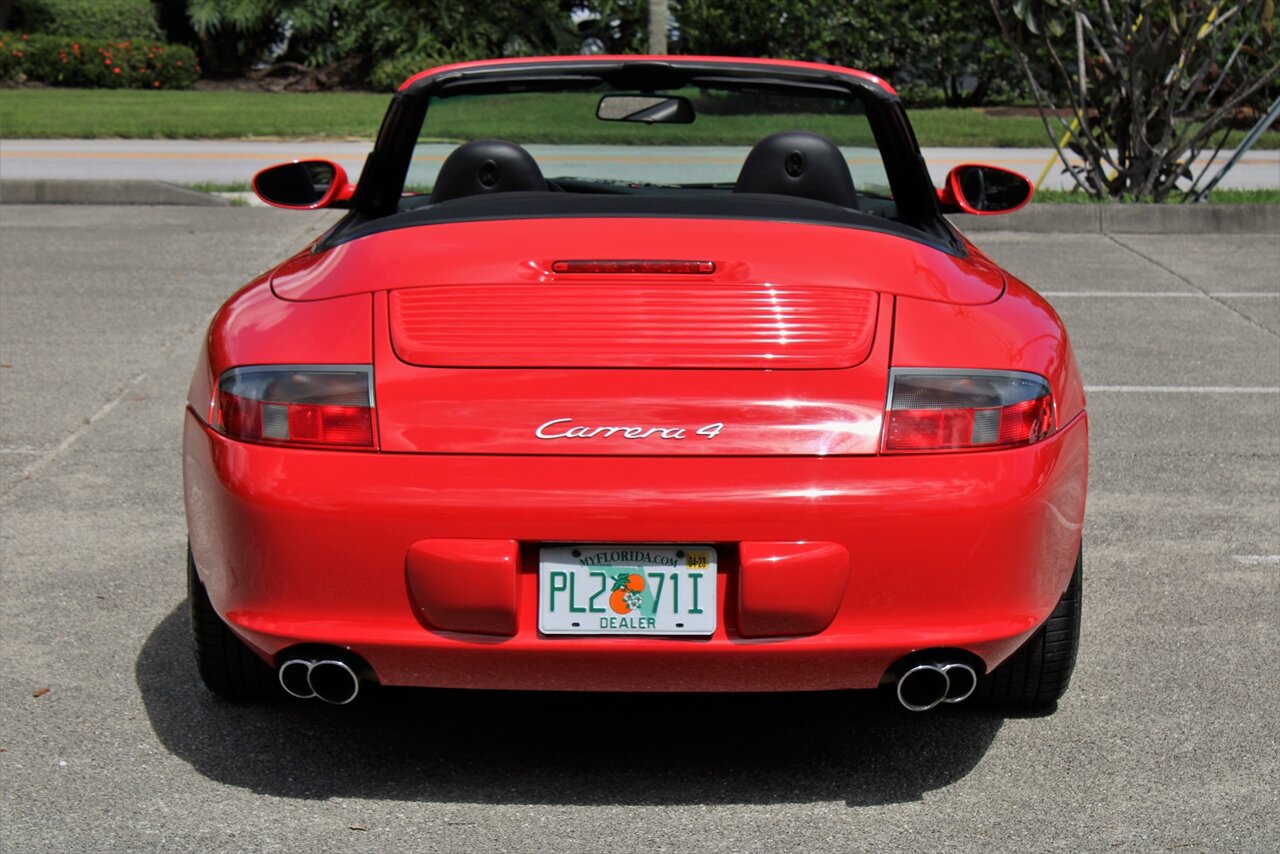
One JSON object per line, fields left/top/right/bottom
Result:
{"left": 535, "top": 418, "right": 724, "bottom": 441}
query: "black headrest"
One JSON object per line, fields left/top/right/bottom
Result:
{"left": 734, "top": 131, "right": 858, "bottom": 209}
{"left": 430, "top": 140, "right": 547, "bottom": 204}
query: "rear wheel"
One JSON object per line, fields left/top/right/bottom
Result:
{"left": 977, "top": 546, "right": 1082, "bottom": 709}
{"left": 188, "top": 545, "right": 281, "bottom": 700}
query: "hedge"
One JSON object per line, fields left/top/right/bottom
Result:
{"left": 12, "top": 0, "right": 162, "bottom": 41}
{"left": 0, "top": 32, "right": 199, "bottom": 89}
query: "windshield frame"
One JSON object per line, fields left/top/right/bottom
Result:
{"left": 334, "top": 57, "right": 949, "bottom": 249}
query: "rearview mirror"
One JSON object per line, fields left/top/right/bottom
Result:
{"left": 596, "top": 94, "right": 695, "bottom": 124}
{"left": 252, "top": 160, "right": 355, "bottom": 210}
{"left": 937, "top": 164, "right": 1032, "bottom": 215}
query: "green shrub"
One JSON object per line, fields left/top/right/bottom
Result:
{"left": 369, "top": 55, "right": 440, "bottom": 92}
{"left": 14, "top": 0, "right": 162, "bottom": 40}
{"left": 0, "top": 32, "right": 199, "bottom": 88}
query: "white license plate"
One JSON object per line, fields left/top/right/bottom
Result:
{"left": 538, "top": 545, "right": 717, "bottom": 636}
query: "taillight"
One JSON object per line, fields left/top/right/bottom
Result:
{"left": 884, "top": 369, "right": 1054, "bottom": 453}
{"left": 213, "top": 366, "right": 375, "bottom": 449}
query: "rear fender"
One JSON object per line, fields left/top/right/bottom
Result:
{"left": 186, "top": 276, "right": 373, "bottom": 426}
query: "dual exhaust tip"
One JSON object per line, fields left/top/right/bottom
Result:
{"left": 278, "top": 658, "right": 361, "bottom": 705}
{"left": 279, "top": 653, "right": 975, "bottom": 710}
{"left": 896, "top": 662, "right": 978, "bottom": 712}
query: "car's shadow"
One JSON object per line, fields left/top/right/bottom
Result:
{"left": 137, "top": 605, "right": 1005, "bottom": 807}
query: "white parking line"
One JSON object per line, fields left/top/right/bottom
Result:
{"left": 1232, "top": 555, "right": 1280, "bottom": 565}
{"left": 1085, "top": 385, "right": 1280, "bottom": 393}
{"left": 1042, "top": 291, "right": 1280, "bottom": 298}
{"left": 1210, "top": 293, "right": 1280, "bottom": 299}
{"left": 8, "top": 371, "right": 147, "bottom": 490}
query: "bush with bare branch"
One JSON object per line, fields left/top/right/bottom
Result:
{"left": 991, "top": 0, "right": 1279, "bottom": 201}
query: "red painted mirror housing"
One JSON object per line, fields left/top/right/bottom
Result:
{"left": 937, "top": 164, "right": 1033, "bottom": 215}
{"left": 252, "top": 159, "right": 355, "bottom": 210}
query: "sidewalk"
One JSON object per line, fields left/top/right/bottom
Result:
{"left": 2, "top": 138, "right": 1277, "bottom": 234}
{"left": 2, "top": 138, "right": 1278, "bottom": 190}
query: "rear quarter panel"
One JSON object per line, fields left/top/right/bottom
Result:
{"left": 891, "top": 235, "right": 1087, "bottom": 427}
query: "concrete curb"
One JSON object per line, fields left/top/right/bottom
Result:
{"left": 0, "top": 180, "right": 1275, "bottom": 232}
{"left": 0, "top": 179, "right": 228, "bottom": 206}
{"left": 952, "top": 202, "right": 1278, "bottom": 234}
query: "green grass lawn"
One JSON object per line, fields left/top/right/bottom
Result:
{"left": 0, "top": 89, "right": 388, "bottom": 139}
{"left": 1032, "top": 188, "right": 1280, "bottom": 204}
{"left": 3, "top": 88, "right": 1276, "bottom": 149}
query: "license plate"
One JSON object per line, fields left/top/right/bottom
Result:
{"left": 538, "top": 545, "right": 717, "bottom": 636}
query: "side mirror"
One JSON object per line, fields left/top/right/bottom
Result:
{"left": 937, "top": 164, "right": 1032, "bottom": 215}
{"left": 252, "top": 160, "right": 355, "bottom": 210}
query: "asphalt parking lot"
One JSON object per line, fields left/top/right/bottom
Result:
{"left": 1, "top": 205, "right": 1277, "bottom": 852}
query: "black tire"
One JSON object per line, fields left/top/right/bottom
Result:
{"left": 977, "top": 546, "right": 1082, "bottom": 709}
{"left": 188, "top": 545, "right": 281, "bottom": 700}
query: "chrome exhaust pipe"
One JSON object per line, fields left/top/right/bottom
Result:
{"left": 941, "top": 663, "right": 977, "bottom": 704}
{"left": 895, "top": 661, "right": 980, "bottom": 711}
{"left": 896, "top": 664, "right": 950, "bottom": 712}
{"left": 307, "top": 659, "right": 360, "bottom": 705}
{"left": 277, "top": 657, "right": 361, "bottom": 704}
{"left": 279, "top": 658, "right": 317, "bottom": 699}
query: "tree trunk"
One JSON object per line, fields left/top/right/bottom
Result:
{"left": 648, "top": 0, "right": 668, "bottom": 54}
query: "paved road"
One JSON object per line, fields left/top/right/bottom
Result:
{"left": 1, "top": 206, "right": 1277, "bottom": 851}
{"left": 2, "top": 138, "right": 1278, "bottom": 190}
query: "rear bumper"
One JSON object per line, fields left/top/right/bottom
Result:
{"left": 183, "top": 411, "right": 1087, "bottom": 691}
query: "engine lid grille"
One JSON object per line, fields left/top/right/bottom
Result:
{"left": 389, "top": 282, "right": 878, "bottom": 369}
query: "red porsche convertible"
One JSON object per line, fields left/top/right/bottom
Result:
{"left": 184, "top": 56, "right": 1087, "bottom": 712}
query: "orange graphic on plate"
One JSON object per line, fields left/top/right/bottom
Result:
{"left": 608, "top": 572, "right": 645, "bottom": 614}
